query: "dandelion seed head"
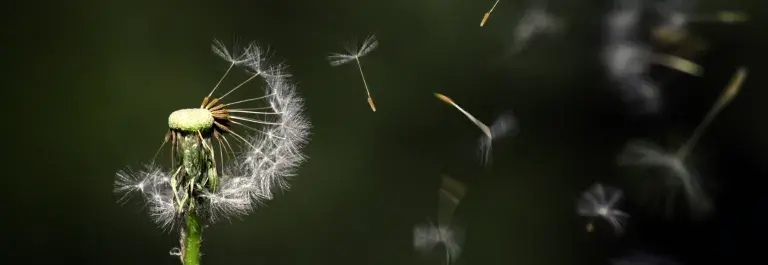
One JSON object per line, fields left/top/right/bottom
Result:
{"left": 115, "top": 40, "right": 311, "bottom": 227}
{"left": 168, "top": 108, "right": 214, "bottom": 132}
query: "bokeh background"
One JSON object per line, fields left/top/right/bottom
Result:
{"left": 3, "top": 0, "right": 767, "bottom": 264}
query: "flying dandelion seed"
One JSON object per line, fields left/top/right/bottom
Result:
{"left": 650, "top": 54, "right": 703, "bottom": 76}
{"left": 437, "top": 175, "right": 467, "bottom": 228}
{"left": 414, "top": 176, "right": 467, "bottom": 265}
{"left": 114, "top": 40, "right": 310, "bottom": 265}
{"left": 618, "top": 67, "right": 747, "bottom": 218}
{"left": 603, "top": 0, "right": 660, "bottom": 115}
{"left": 507, "top": 1, "right": 563, "bottom": 55}
{"left": 651, "top": 0, "right": 695, "bottom": 45}
{"left": 602, "top": 38, "right": 704, "bottom": 114}
{"left": 478, "top": 113, "right": 518, "bottom": 165}
{"left": 604, "top": 41, "right": 653, "bottom": 82}
{"left": 605, "top": 0, "right": 704, "bottom": 75}
{"left": 617, "top": 140, "right": 713, "bottom": 218}
{"left": 434, "top": 93, "right": 518, "bottom": 166}
{"left": 414, "top": 222, "right": 464, "bottom": 265}
{"left": 605, "top": 0, "right": 643, "bottom": 41}
{"left": 606, "top": 40, "right": 703, "bottom": 80}
{"left": 576, "top": 183, "right": 630, "bottom": 235}
{"left": 710, "top": 11, "right": 749, "bottom": 24}
{"left": 652, "top": 0, "right": 747, "bottom": 46}
{"left": 480, "top": 0, "right": 501, "bottom": 27}
{"left": 327, "top": 34, "right": 379, "bottom": 112}
{"left": 603, "top": 0, "right": 703, "bottom": 115}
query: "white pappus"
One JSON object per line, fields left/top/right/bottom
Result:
{"left": 576, "top": 183, "right": 630, "bottom": 235}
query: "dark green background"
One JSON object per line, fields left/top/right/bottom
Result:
{"left": 4, "top": 0, "right": 767, "bottom": 264}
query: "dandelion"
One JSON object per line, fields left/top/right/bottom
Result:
{"left": 434, "top": 93, "right": 518, "bottom": 166}
{"left": 114, "top": 40, "right": 310, "bottom": 265}
{"left": 507, "top": 1, "right": 563, "bottom": 54}
{"left": 576, "top": 183, "right": 630, "bottom": 235}
{"left": 618, "top": 67, "right": 747, "bottom": 218}
{"left": 327, "top": 34, "right": 379, "bottom": 112}
{"left": 414, "top": 176, "right": 467, "bottom": 265}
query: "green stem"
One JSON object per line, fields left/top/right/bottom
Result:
{"left": 184, "top": 211, "right": 202, "bottom": 265}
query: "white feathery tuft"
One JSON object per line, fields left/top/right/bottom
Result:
{"left": 114, "top": 164, "right": 178, "bottom": 228}
{"left": 413, "top": 221, "right": 463, "bottom": 265}
{"left": 327, "top": 34, "right": 379, "bottom": 66}
{"left": 202, "top": 43, "right": 310, "bottom": 223}
{"left": 576, "top": 183, "right": 630, "bottom": 235}
{"left": 617, "top": 139, "right": 714, "bottom": 218}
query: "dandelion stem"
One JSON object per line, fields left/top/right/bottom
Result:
{"left": 205, "top": 63, "right": 235, "bottom": 101}
{"left": 183, "top": 211, "right": 203, "bottom": 265}
{"left": 355, "top": 57, "right": 376, "bottom": 112}
{"left": 676, "top": 67, "right": 747, "bottom": 160}
{"left": 172, "top": 131, "right": 217, "bottom": 265}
